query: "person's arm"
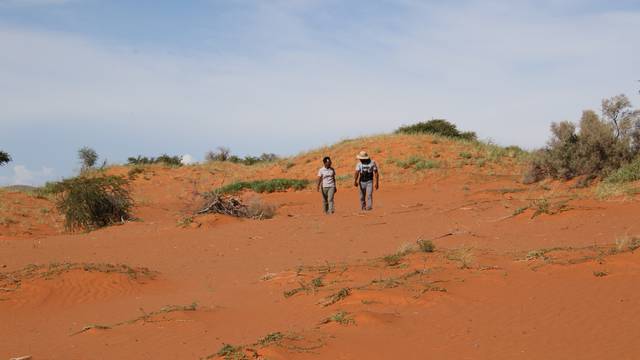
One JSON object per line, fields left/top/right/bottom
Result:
{"left": 354, "top": 170, "right": 360, "bottom": 187}
{"left": 333, "top": 169, "right": 337, "bottom": 193}
{"left": 374, "top": 169, "right": 380, "bottom": 190}
{"left": 374, "top": 162, "right": 380, "bottom": 190}
{"left": 317, "top": 172, "right": 322, "bottom": 192}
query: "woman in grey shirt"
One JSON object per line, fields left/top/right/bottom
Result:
{"left": 317, "top": 156, "right": 337, "bottom": 214}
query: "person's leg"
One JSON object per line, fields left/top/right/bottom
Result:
{"left": 358, "top": 182, "right": 366, "bottom": 210}
{"left": 327, "top": 187, "right": 335, "bottom": 213}
{"left": 365, "top": 181, "right": 373, "bottom": 210}
{"left": 321, "top": 187, "right": 329, "bottom": 213}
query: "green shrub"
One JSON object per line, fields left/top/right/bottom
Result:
{"left": 391, "top": 155, "right": 439, "bottom": 170}
{"left": 127, "top": 154, "right": 182, "bottom": 167}
{"left": 605, "top": 157, "right": 640, "bottom": 183}
{"left": 0, "top": 151, "right": 11, "bottom": 166}
{"left": 50, "top": 175, "right": 132, "bottom": 231}
{"left": 396, "top": 119, "right": 477, "bottom": 141}
{"left": 414, "top": 159, "right": 439, "bottom": 170}
{"left": 215, "top": 178, "right": 309, "bottom": 194}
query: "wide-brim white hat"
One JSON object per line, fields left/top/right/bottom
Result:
{"left": 356, "top": 151, "right": 370, "bottom": 160}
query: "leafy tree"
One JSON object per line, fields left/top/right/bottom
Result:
{"left": 524, "top": 94, "right": 640, "bottom": 183}
{"left": 78, "top": 146, "right": 98, "bottom": 171}
{"left": 0, "top": 151, "right": 11, "bottom": 166}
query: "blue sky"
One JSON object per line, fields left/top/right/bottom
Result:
{"left": 1, "top": 0, "right": 639, "bottom": 185}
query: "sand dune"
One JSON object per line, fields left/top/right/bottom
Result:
{"left": 2, "top": 134, "right": 640, "bottom": 359}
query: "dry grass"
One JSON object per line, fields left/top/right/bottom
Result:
{"left": 447, "top": 247, "right": 474, "bottom": 269}
{"left": 0, "top": 262, "right": 157, "bottom": 292}
{"left": 615, "top": 235, "right": 640, "bottom": 252}
{"left": 72, "top": 302, "right": 197, "bottom": 336}
{"left": 319, "top": 311, "right": 355, "bottom": 325}
{"left": 245, "top": 198, "right": 277, "bottom": 220}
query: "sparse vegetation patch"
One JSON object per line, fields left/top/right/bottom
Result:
{"left": 127, "top": 154, "right": 183, "bottom": 167}
{"left": 214, "top": 178, "right": 309, "bottom": 195}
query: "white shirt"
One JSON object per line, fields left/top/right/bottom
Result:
{"left": 317, "top": 167, "right": 336, "bottom": 188}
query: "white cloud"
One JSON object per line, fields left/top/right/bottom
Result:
{"left": 0, "top": 165, "right": 55, "bottom": 186}
{"left": 181, "top": 154, "right": 196, "bottom": 165}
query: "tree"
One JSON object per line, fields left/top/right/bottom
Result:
{"left": 78, "top": 146, "right": 98, "bottom": 171}
{"left": 602, "top": 94, "right": 638, "bottom": 139}
{"left": 0, "top": 151, "right": 11, "bottom": 166}
{"left": 205, "top": 146, "right": 231, "bottom": 162}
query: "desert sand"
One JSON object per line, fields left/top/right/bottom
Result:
{"left": 2, "top": 134, "right": 640, "bottom": 359}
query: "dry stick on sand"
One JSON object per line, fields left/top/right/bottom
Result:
{"left": 71, "top": 303, "right": 198, "bottom": 336}
{"left": 197, "top": 194, "right": 248, "bottom": 217}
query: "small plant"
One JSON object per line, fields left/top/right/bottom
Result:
{"left": 593, "top": 271, "right": 608, "bottom": 277}
{"left": 526, "top": 249, "right": 549, "bottom": 260}
{"left": 127, "top": 166, "right": 145, "bottom": 179}
{"left": 177, "top": 216, "right": 194, "bottom": 228}
{"left": 49, "top": 175, "right": 133, "bottom": 231}
{"left": 311, "top": 277, "right": 324, "bottom": 288}
{"left": 320, "top": 288, "right": 351, "bottom": 307}
{"left": 0, "top": 217, "right": 18, "bottom": 226}
{"left": 320, "top": 311, "right": 355, "bottom": 325}
{"left": 216, "top": 343, "right": 246, "bottom": 360}
{"left": 396, "top": 242, "right": 416, "bottom": 256}
{"left": 0, "top": 150, "right": 11, "bottom": 166}
{"left": 257, "top": 332, "right": 284, "bottom": 346}
{"left": 459, "top": 152, "right": 473, "bottom": 159}
{"left": 417, "top": 239, "right": 435, "bottom": 253}
{"left": 383, "top": 253, "right": 404, "bottom": 266}
{"left": 531, "top": 198, "right": 551, "bottom": 218}
{"left": 414, "top": 159, "right": 440, "bottom": 170}
{"left": 447, "top": 247, "right": 474, "bottom": 269}
{"left": 615, "top": 236, "right": 640, "bottom": 252}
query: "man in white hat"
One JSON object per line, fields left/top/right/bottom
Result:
{"left": 354, "top": 150, "right": 379, "bottom": 211}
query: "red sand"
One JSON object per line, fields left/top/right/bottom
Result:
{"left": 2, "top": 135, "right": 640, "bottom": 359}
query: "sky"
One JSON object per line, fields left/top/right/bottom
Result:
{"left": 1, "top": 0, "right": 639, "bottom": 186}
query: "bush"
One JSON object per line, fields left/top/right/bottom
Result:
{"left": 417, "top": 239, "right": 435, "bottom": 252}
{"left": 525, "top": 95, "right": 640, "bottom": 182}
{"left": 396, "top": 119, "right": 477, "bottom": 141}
{"left": 215, "top": 178, "right": 309, "bottom": 194}
{"left": 0, "top": 151, "right": 11, "bottom": 166}
{"left": 604, "top": 157, "right": 640, "bottom": 183}
{"left": 50, "top": 175, "right": 132, "bottom": 231}
{"left": 205, "top": 147, "right": 279, "bottom": 166}
{"left": 205, "top": 147, "right": 231, "bottom": 162}
{"left": 127, "top": 154, "right": 182, "bottom": 167}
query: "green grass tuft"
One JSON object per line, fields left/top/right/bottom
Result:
{"left": 214, "top": 178, "right": 309, "bottom": 195}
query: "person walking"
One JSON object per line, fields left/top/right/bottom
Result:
{"left": 317, "top": 156, "right": 337, "bottom": 214}
{"left": 354, "top": 151, "right": 379, "bottom": 211}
